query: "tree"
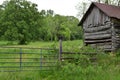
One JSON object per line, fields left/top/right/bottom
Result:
{"left": 0, "top": 5, "right": 5, "bottom": 40}
{"left": 66, "top": 16, "right": 82, "bottom": 40}
{"left": 0, "top": 0, "right": 42, "bottom": 44}
{"left": 76, "top": 1, "right": 89, "bottom": 19}
{"left": 76, "top": 0, "right": 120, "bottom": 20}
{"left": 53, "top": 15, "right": 80, "bottom": 40}
{"left": 0, "top": 0, "right": 82, "bottom": 43}
{"left": 39, "top": 9, "right": 55, "bottom": 41}
{"left": 91, "top": 0, "right": 120, "bottom": 5}
{"left": 41, "top": 13, "right": 80, "bottom": 41}
{"left": 53, "top": 14, "right": 69, "bottom": 40}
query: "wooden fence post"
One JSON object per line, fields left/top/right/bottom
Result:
{"left": 59, "top": 38, "right": 62, "bottom": 61}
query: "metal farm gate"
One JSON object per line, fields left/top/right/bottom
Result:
{"left": 0, "top": 47, "right": 59, "bottom": 72}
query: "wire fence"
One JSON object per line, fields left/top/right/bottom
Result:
{"left": 0, "top": 47, "right": 59, "bottom": 72}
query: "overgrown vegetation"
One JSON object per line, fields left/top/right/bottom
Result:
{"left": 0, "top": 40, "right": 120, "bottom": 80}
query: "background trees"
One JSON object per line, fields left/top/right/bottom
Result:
{"left": 0, "top": 0, "right": 42, "bottom": 44}
{"left": 40, "top": 11, "right": 81, "bottom": 41}
{"left": 0, "top": 0, "right": 82, "bottom": 44}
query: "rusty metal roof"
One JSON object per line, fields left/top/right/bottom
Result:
{"left": 78, "top": 2, "right": 120, "bottom": 26}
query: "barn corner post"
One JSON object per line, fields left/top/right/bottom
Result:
{"left": 59, "top": 36, "right": 62, "bottom": 61}
{"left": 111, "top": 22, "right": 115, "bottom": 53}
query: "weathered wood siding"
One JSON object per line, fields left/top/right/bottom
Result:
{"left": 112, "top": 20, "right": 120, "bottom": 51}
{"left": 82, "top": 6, "right": 112, "bottom": 51}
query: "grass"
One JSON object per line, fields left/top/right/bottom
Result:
{"left": 0, "top": 40, "right": 83, "bottom": 48}
{"left": 0, "top": 40, "right": 120, "bottom": 80}
{"left": 0, "top": 47, "right": 58, "bottom": 71}
{"left": 0, "top": 63, "right": 119, "bottom": 80}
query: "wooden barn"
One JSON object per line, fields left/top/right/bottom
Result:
{"left": 78, "top": 2, "right": 120, "bottom": 51}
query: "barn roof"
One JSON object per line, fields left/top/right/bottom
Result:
{"left": 78, "top": 2, "right": 120, "bottom": 26}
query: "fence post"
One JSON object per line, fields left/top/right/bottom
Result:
{"left": 59, "top": 38, "right": 62, "bottom": 61}
{"left": 20, "top": 48, "right": 22, "bottom": 71}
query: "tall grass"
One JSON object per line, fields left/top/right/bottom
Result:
{"left": 0, "top": 62, "right": 120, "bottom": 80}
{"left": 0, "top": 40, "right": 120, "bottom": 80}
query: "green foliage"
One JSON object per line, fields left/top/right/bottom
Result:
{"left": 0, "top": 0, "right": 82, "bottom": 44}
{"left": 0, "top": 54, "right": 120, "bottom": 80}
{"left": 0, "top": 40, "right": 120, "bottom": 80}
{"left": 41, "top": 13, "right": 81, "bottom": 41}
{"left": 75, "top": 54, "right": 91, "bottom": 66}
{"left": 0, "top": 0, "right": 42, "bottom": 44}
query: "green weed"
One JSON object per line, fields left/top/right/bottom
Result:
{"left": 0, "top": 40, "right": 119, "bottom": 80}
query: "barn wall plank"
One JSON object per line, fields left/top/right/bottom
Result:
{"left": 85, "top": 39, "right": 111, "bottom": 43}
{"left": 84, "top": 29, "right": 111, "bottom": 36}
{"left": 85, "top": 33, "right": 111, "bottom": 40}
{"left": 90, "top": 42, "right": 112, "bottom": 50}
{"left": 84, "top": 24, "right": 111, "bottom": 33}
